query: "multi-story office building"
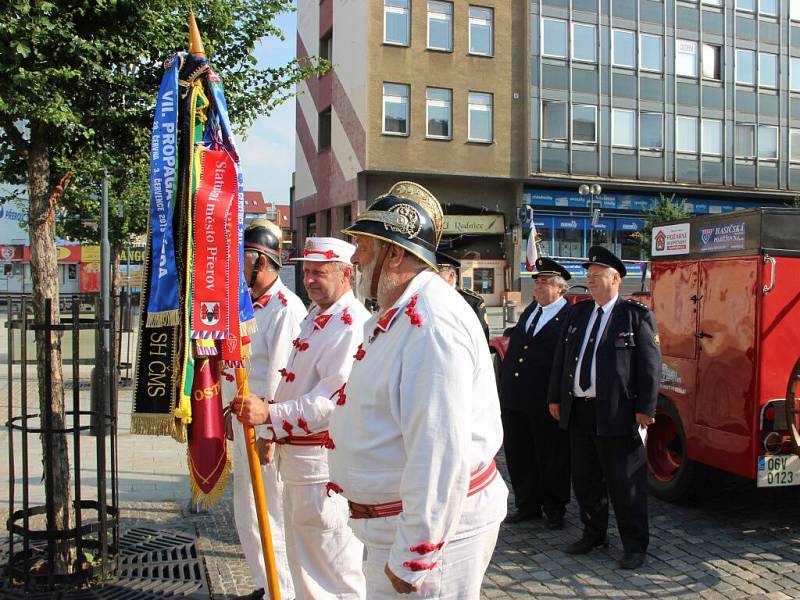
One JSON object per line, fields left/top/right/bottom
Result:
{"left": 294, "top": 0, "right": 797, "bottom": 304}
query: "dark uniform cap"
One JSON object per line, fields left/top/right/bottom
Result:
{"left": 435, "top": 251, "right": 460, "bottom": 270}
{"left": 244, "top": 218, "right": 282, "bottom": 269}
{"left": 342, "top": 181, "right": 443, "bottom": 269}
{"left": 582, "top": 245, "right": 627, "bottom": 277}
{"left": 532, "top": 257, "right": 571, "bottom": 281}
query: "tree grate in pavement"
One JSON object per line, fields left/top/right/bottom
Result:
{"left": 0, "top": 527, "right": 209, "bottom": 599}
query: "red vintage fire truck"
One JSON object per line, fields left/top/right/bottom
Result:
{"left": 491, "top": 208, "right": 800, "bottom": 501}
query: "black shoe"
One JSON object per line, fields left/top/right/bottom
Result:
{"left": 565, "top": 535, "right": 609, "bottom": 555}
{"left": 236, "top": 589, "right": 265, "bottom": 600}
{"left": 546, "top": 514, "right": 565, "bottom": 530}
{"left": 505, "top": 508, "right": 542, "bottom": 523}
{"left": 619, "top": 552, "right": 646, "bottom": 570}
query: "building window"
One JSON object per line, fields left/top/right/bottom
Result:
{"left": 736, "top": 49, "right": 755, "bottom": 85}
{"left": 759, "top": 52, "right": 778, "bottom": 88}
{"left": 382, "top": 83, "right": 410, "bottom": 135}
{"left": 758, "top": 125, "right": 778, "bottom": 159}
{"left": 790, "top": 129, "right": 800, "bottom": 162}
{"left": 640, "top": 113, "right": 663, "bottom": 150}
{"left": 384, "top": 0, "right": 410, "bottom": 46}
{"left": 792, "top": 57, "right": 800, "bottom": 91}
{"left": 612, "top": 109, "right": 635, "bottom": 147}
{"left": 735, "top": 123, "right": 756, "bottom": 158}
{"left": 702, "top": 0, "right": 722, "bottom": 5}
{"left": 320, "top": 32, "right": 332, "bottom": 62}
{"left": 473, "top": 267, "right": 495, "bottom": 294}
{"left": 426, "top": 87, "right": 452, "bottom": 139}
{"left": 792, "top": 0, "right": 800, "bottom": 20}
{"left": 760, "top": 0, "right": 778, "bottom": 16}
{"left": 572, "top": 23, "right": 597, "bottom": 63}
{"left": 736, "top": 0, "right": 755, "bottom": 11}
{"left": 542, "top": 18, "right": 567, "bottom": 58}
{"left": 676, "top": 39, "right": 698, "bottom": 78}
{"left": 572, "top": 105, "right": 597, "bottom": 143}
{"left": 612, "top": 29, "right": 635, "bottom": 68}
{"left": 542, "top": 100, "right": 568, "bottom": 140}
{"left": 318, "top": 107, "right": 331, "bottom": 151}
{"left": 701, "top": 119, "right": 723, "bottom": 155}
{"left": 702, "top": 43, "right": 721, "bottom": 80}
{"left": 468, "top": 92, "right": 493, "bottom": 142}
{"left": 676, "top": 116, "right": 698, "bottom": 154}
{"left": 640, "top": 34, "right": 663, "bottom": 72}
{"left": 468, "top": 6, "right": 493, "bottom": 56}
{"left": 428, "top": 1, "right": 453, "bottom": 51}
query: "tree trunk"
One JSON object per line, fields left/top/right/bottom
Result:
{"left": 26, "top": 122, "right": 74, "bottom": 574}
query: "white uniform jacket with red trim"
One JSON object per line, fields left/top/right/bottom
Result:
{"left": 328, "top": 270, "right": 507, "bottom": 587}
{"left": 266, "top": 290, "right": 370, "bottom": 483}
{"left": 222, "top": 278, "right": 306, "bottom": 424}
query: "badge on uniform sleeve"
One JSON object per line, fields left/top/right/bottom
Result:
{"left": 653, "top": 334, "right": 660, "bottom": 346}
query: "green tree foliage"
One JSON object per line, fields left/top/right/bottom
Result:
{"left": 639, "top": 194, "right": 692, "bottom": 258}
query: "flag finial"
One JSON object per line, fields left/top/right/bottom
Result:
{"left": 188, "top": 10, "right": 206, "bottom": 57}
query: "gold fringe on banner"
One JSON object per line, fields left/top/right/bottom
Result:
{"left": 130, "top": 413, "right": 178, "bottom": 437}
{"left": 240, "top": 317, "right": 258, "bottom": 337}
{"left": 188, "top": 452, "right": 232, "bottom": 509}
{"left": 145, "top": 310, "right": 180, "bottom": 328}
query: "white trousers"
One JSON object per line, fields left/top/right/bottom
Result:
{"left": 360, "top": 520, "right": 502, "bottom": 599}
{"left": 232, "top": 421, "right": 295, "bottom": 598}
{"left": 281, "top": 475, "right": 366, "bottom": 599}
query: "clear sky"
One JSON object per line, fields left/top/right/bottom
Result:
{"left": 237, "top": 8, "right": 297, "bottom": 207}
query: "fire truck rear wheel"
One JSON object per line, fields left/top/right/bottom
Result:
{"left": 646, "top": 395, "right": 697, "bottom": 502}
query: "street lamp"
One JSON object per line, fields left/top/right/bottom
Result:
{"left": 578, "top": 183, "right": 602, "bottom": 249}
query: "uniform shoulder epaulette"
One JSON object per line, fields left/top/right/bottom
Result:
{"left": 624, "top": 298, "right": 651, "bottom": 311}
{"left": 460, "top": 287, "right": 483, "bottom": 301}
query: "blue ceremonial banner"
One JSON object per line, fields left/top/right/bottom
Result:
{"left": 145, "top": 55, "right": 181, "bottom": 327}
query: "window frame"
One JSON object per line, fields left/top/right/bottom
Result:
{"left": 757, "top": 124, "right": 779, "bottom": 160}
{"left": 467, "top": 91, "right": 493, "bottom": 143}
{"left": 425, "top": 86, "right": 453, "bottom": 140}
{"left": 611, "top": 108, "right": 636, "bottom": 148}
{"left": 702, "top": 43, "right": 722, "bottom": 81}
{"left": 572, "top": 104, "right": 598, "bottom": 144}
{"left": 736, "top": 0, "right": 756, "bottom": 13}
{"left": 792, "top": 57, "right": 800, "bottom": 91}
{"left": 759, "top": 0, "right": 778, "bottom": 16}
{"left": 542, "top": 17, "right": 568, "bottom": 59}
{"left": 735, "top": 48, "right": 756, "bottom": 86}
{"left": 612, "top": 29, "right": 636, "bottom": 69}
{"left": 701, "top": 118, "right": 723, "bottom": 156}
{"left": 676, "top": 115, "right": 699, "bottom": 154}
{"left": 639, "top": 112, "right": 664, "bottom": 150}
{"left": 468, "top": 5, "right": 493, "bottom": 56}
{"left": 792, "top": 0, "right": 800, "bottom": 20}
{"left": 735, "top": 123, "right": 756, "bottom": 158}
{"left": 790, "top": 129, "right": 800, "bottom": 162}
{"left": 382, "top": 82, "right": 410, "bottom": 136}
{"left": 383, "top": 0, "right": 410, "bottom": 46}
{"left": 639, "top": 33, "right": 663, "bottom": 73}
{"left": 571, "top": 22, "right": 597, "bottom": 63}
{"left": 427, "top": 0, "right": 454, "bottom": 52}
{"left": 675, "top": 39, "right": 699, "bottom": 78}
{"left": 758, "top": 52, "right": 778, "bottom": 88}
{"left": 541, "top": 100, "right": 568, "bottom": 141}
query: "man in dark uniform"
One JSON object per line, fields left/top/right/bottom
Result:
{"left": 548, "top": 246, "right": 660, "bottom": 570}
{"left": 499, "top": 257, "right": 573, "bottom": 528}
{"left": 436, "top": 251, "right": 490, "bottom": 341}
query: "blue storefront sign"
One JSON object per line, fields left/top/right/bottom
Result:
{"left": 520, "top": 258, "right": 645, "bottom": 278}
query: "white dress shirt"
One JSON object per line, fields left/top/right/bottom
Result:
{"left": 524, "top": 296, "right": 567, "bottom": 336}
{"left": 572, "top": 294, "right": 619, "bottom": 397}
{"left": 328, "top": 271, "right": 508, "bottom": 587}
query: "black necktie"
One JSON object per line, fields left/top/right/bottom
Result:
{"left": 579, "top": 306, "right": 604, "bottom": 392}
{"left": 527, "top": 306, "right": 543, "bottom": 335}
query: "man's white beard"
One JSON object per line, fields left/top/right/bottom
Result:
{"left": 354, "top": 251, "right": 377, "bottom": 302}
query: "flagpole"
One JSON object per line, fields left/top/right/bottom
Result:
{"left": 188, "top": 12, "right": 282, "bottom": 599}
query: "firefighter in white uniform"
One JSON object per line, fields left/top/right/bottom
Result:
{"left": 233, "top": 237, "right": 369, "bottom": 600}
{"left": 329, "top": 182, "right": 508, "bottom": 598}
{"left": 224, "top": 219, "right": 305, "bottom": 600}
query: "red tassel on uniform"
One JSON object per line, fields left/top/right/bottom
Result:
{"left": 326, "top": 482, "right": 343, "bottom": 496}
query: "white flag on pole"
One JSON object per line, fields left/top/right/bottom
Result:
{"left": 525, "top": 222, "right": 538, "bottom": 272}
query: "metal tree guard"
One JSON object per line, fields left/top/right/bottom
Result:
{"left": 3, "top": 296, "right": 119, "bottom": 591}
